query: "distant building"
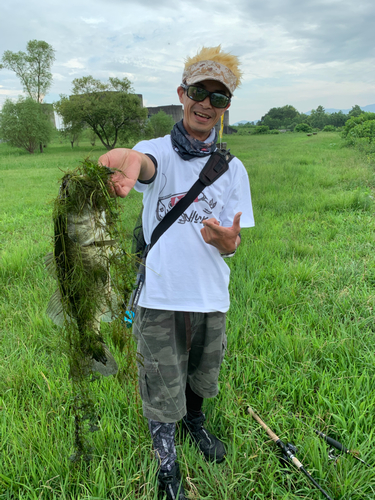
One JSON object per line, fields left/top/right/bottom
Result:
{"left": 147, "top": 105, "right": 183, "bottom": 123}
{"left": 214, "top": 110, "right": 233, "bottom": 135}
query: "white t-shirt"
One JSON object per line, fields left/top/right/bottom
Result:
{"left": 133, "top": 134, "right": 254, "bottom": 313}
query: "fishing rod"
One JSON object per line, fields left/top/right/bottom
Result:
{"left": 290, "top": 413, "right": 371, "bottom": 468}
{"left": 247, "top": 407, "right": 334, "bottom": 500}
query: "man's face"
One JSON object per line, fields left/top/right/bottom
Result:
{"left": 177, "top": 80, "right": 231, "bottom": 141}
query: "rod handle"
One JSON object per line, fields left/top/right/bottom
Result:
{"left": 315, "top": 430, "right": 349, "bottom": 453}
{"left": 247, "top": 407, "right": 279, "bottom": 442}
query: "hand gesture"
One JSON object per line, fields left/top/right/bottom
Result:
{"left": 201, "top": 212, "right": 242, "bottom": 254}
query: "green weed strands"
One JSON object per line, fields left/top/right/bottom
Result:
{"left": 45, "top": 159, "right": 135, "bottom": 461}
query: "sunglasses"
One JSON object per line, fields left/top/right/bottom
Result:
{"left": 181, "top": 83, "right": 231, "bottom": 109}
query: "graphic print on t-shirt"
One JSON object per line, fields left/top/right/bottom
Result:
{"left": 156, "top": 174, "right": 217, "bottom": 224}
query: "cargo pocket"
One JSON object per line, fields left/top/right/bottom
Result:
{"left": 138, "top": 358, "right": 167, "bottom": 410}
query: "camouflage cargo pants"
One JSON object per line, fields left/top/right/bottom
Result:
{"left": 133, "top": 307, "right": 227, "bottom": 423}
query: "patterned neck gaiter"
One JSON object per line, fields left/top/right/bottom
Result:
{"left": 170, "top": 119, "right": 217, "bottom": 160}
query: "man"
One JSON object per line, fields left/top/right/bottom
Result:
{"left": 99, "top": 45, "right": 254, "bottom": 500}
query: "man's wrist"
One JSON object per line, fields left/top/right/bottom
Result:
{"left": 220, "top": 238, "right": 238, "bottom": 258}
{"left": 138, "top": 153, "right": 157, "bottom": 184}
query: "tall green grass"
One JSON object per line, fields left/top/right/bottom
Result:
{"left": 1, "top": 133, "right": 374, "bottom": 499}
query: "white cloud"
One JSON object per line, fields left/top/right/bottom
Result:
{"left": 0, "top": 88, "right": 20, "bottom": 95}
{"left": 61, "top": 59, "right": 86, "bottom": 69}
{"left": 52, "top": 73, "right": 67, "bottom": 82}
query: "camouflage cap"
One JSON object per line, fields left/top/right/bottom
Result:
{"left": 182, "top": 60, "right": 237, "bottom": 95}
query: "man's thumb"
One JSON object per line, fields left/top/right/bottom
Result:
{"left": 233, "top": 211, "right": 242, "bottom": 228}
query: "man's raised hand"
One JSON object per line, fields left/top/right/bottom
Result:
{"left": 99, "top": 149, "right": 155, "bottom": 198}
{"left": 201, "top": 212, "right": 242, "bottom": 254}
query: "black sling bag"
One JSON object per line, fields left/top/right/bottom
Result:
{"left": 125, "top": 149, "right": 234, "bottom": 322}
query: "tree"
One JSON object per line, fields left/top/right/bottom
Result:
{"left": 149, "top": 111, "right": 175, "bottom": 138}
{"left": 341, "top": 112, "right": 375, "bottom": 142}
{"left": 251, "top": 125, "right": 269, "bottom": 134}
{"left": 1, "top": 40, "right": 55, "bottom": 153}
{"left": 354, "top": 120, "right": 375, "bottom": 143}
{"left": 258, "top": 105, "right": 302, "bottom": 130}
{"left": 1, "top": 40, "right": 55, "bottom": 103}
{"left": 0, "top": 97, "right": 53, "bottom": 153}
{"left": 307, "top": 105, "right": 328, "bottom": 130}
{"left": 88, "top": 128, "right": 97, "bottom": 146}
{"left": 295, "top": 123, "right": 312, "bottom": 133}
{"left": 60, "top": 121, "right": 83, "bottom": 148}
{"left": 54, "top": 76, "right": 147, "bottom": 150}
{"left": 323, "top": 125, "right": 336, "bottom": 132}
{"left": 327, "top": 111, "right": 347, "bottom": 128}
{"left": 348, "top": 105, "right": 363, "bottom": 118}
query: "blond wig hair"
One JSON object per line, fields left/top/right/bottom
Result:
{"left": 184, "top": 45, "right": 243, "bottom": 89}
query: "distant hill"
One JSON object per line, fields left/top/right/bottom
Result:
{"left": 232, "top": 104, "right": 375, "bottom": 125}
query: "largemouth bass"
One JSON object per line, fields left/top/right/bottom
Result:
{"left": 45, "top": 170, "right": 119, "bottom": 378}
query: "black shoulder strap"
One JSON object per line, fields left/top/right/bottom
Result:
{"left": 150, "top": 149, "right": 233, "bottom": 249}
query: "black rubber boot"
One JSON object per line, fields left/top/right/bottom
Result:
{"left": 158, "top": 462, "right": 187, "bottom": 500}
{"left": 182, "top": 412, "right": 226, "bottom": 463}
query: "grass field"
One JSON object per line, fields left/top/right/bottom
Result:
{"left": 1, "top": 133, "right": 375, "bottom": 499}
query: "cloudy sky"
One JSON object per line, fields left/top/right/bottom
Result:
{"left": 0, "top": 0, "right": 374, "bottom": 124}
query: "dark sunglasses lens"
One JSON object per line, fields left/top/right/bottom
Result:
{"left": 210, "top": 93, "right": 229, "bottom": 108}
{"left": 186, "top": 85, "right": 230, "bottom": 108}
{"left": 187, "top": 86, "right": 208, "bottom": 102}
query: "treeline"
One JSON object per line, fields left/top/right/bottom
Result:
{"left": 0, "top": 40, "right": 174, "bottom": 154}
{"left": 233, "top": 106, "right": 375, "bottom": 159}
{"left": 233, "top": 104, "right": 365, "bottom": 135}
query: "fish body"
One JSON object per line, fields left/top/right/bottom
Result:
{"left": 46, "top": 173, "right": 119, "bottom": 377}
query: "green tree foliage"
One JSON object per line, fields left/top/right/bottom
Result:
{"left": 258, "top": 105, "right": 302, "bottom": 130}
{"left": 294, "top": 123, "right": 312, "bottom": 133}
{"left": 1, "top": 40, "right": 55, "bottom": 153}
{"left": 54, "top": 76, "right": 147, "bottom": 150}
{"left": 252, "top": 125, "right": 269, "bottom": 134}
{"left": 0, "top": 97, "right": 53, "bottom": 153}
{"left": 323, "top": 125, "right": 336, "bottom": 132}
{"left": 231, "top": 122, "right": 257, "bottom": 135}
{"left": 306, "top": 106, "right": 351, "bottom": 130}
{"left": 348, "top": 105, "right": 363, "bottom": 118}
{"left": 0, "top": 40, "right": 55, "bottom": 103}
{"left": 342, "top": 112, "right": 375, "bottom": 144}
{"left": 326, "top": 111, "right": 347, "bottom": 128}
{"left": 355, "top": 120, "right": 375, "bottom": 143}
{"left": 307, "top": 105, "right": 327, "bottom": 130}
{"left": 60, "top": 121, "right": 83, "bottom": 148}
{"left": 341, "top": 112, "right": 375, "bottom": 137}
{"left": 88, "top": 128, "right": 97, "bottom": 146}
{"left": 148, "top": 111, "right": 175, "bottom": 138}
